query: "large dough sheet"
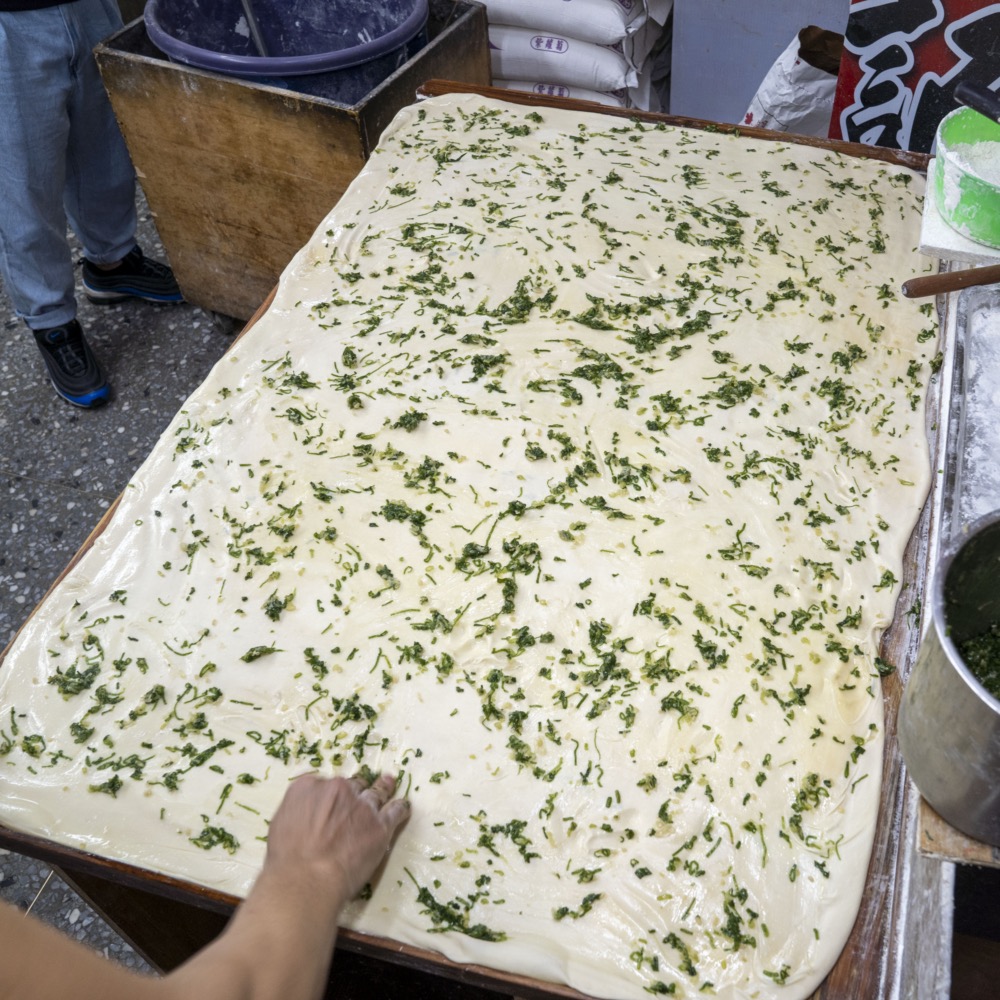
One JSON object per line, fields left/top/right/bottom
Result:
{"left": 0, "top": 95, "right": 937, "bottom": 998}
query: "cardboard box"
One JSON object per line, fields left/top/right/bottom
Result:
{"left": 95, "top": 2, "right": 491, "bottom": 320}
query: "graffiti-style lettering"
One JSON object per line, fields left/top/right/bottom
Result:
{"left": 834, "top": 0, "right": 1000, "bottom": 151}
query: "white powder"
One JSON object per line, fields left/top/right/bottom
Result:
{"left": 958, "top": 295, "right": 1000, "bottom": 526}
{"left": 949, "top": 139, "right": 1000, "bottom": 186}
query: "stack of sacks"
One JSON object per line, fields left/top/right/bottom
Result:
{"left": 484, "top": 0, "right": 673, "bottom": 111}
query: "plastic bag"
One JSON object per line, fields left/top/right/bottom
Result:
{"left": 743, "top": 26, "right": 843, "bottom": 137}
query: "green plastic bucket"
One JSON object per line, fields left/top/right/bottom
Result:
{"left": 934, "top": 106, "right": 1000, "bottom": 249}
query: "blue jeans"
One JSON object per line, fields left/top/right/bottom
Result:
{"left": 0, "top": 0, "right": 136, "bottom": 330}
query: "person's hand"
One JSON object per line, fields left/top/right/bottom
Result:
{"left": 262, "top": 772, "right": 410, "bottom": 904}
{"left": 159, "top": 774, "right": 410, "bottom": 1000}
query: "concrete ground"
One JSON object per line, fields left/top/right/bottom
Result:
{"left": 0, "top": 204, "right": 232, "bottom": 651}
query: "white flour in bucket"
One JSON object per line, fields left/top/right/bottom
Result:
{"left": 949, "top": 140, "right": 1000, "bottom": 186}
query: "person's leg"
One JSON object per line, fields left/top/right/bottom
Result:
{"left": 62, "top": 0, "right": 137, "bottom": 267}
{"left": 0, "top": 7, "right": 77, "bottom": 329}
{"left": 0, "top": 6, "right": 110, "bottom": 407}
{"left": 67, "top": 0, "right": 182, "bottom": 305}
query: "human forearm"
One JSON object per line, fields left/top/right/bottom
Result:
{"left": 0, "top": 773, "right": 408, "bottom": 1000}
{"left": 0, "top": 879, "right": 341, "bottom": 1000}
{"left": 0, "top": 900, "right": 151, "bottom": 1000}
{"left": 160, "top": 866, "right": 347, "bottom": 1000}
{"left": 163, "top": 772, "right": 407, "bottom": 1000}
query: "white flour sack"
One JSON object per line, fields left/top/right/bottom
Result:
{"left": 489, "top": 24, "right": 639, "bottom": 92}
{"left": 481, "top": 0, "right": 645, "bottom": 46}
{"left": 495, "top": 79, "right": 627, "bottom": 108}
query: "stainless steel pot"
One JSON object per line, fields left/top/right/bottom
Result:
{"left": 899, "top": 509, "right": 1000, "bottom": 846}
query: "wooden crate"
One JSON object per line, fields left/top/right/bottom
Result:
{"left": 95, "top": 3, "right": 490, "bottom": 320}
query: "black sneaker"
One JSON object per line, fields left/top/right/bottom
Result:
{"left": 33, "top": 320, "right": 110, "bottom": 408}
{"left": 81, "top": 246, "right": 183, "bottom": 304}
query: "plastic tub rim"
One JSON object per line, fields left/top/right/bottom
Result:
{"left": 144, "top": 0, "right": 429, "bottom": 78}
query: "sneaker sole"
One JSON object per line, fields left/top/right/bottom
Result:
{"left": 49, "top": 377, "right": 111, "bottom": 408}
{"left": 84, "top": 286, "right": 184, "bottom": 305}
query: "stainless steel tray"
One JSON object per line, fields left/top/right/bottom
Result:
{"left": 945, "top": 283, "right": 1000, "bottom": 534}
{"left": 917, "top": 279, "right": 1000, "bottom": 870}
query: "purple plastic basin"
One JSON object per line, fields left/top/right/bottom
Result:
{"left": 144, "top": 0, "right": 428, "bottom": 79}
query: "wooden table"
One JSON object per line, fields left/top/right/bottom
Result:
{"left": 0, "top": 83, "right": 962, "bottom": 1000}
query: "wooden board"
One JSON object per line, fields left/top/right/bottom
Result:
{"left": 919, "top": 799, "right": 1000, "bottom": 868}
{"left": 0, "top": 85, "right": 952, "bottom": 999}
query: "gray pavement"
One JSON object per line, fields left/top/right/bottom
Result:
{"left": 0, "top": 201, "right": 233, "bottom": 651}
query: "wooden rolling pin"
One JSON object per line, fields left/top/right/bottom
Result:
{"left": 902, "top": 263, "right": 1000, "bottom": 298}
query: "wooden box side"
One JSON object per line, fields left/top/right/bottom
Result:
{"left": 96, "top": 7, "right": 490, "bottom": 321}
{"left": 95, "top": 22, "right": 367, "bottom": 320}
